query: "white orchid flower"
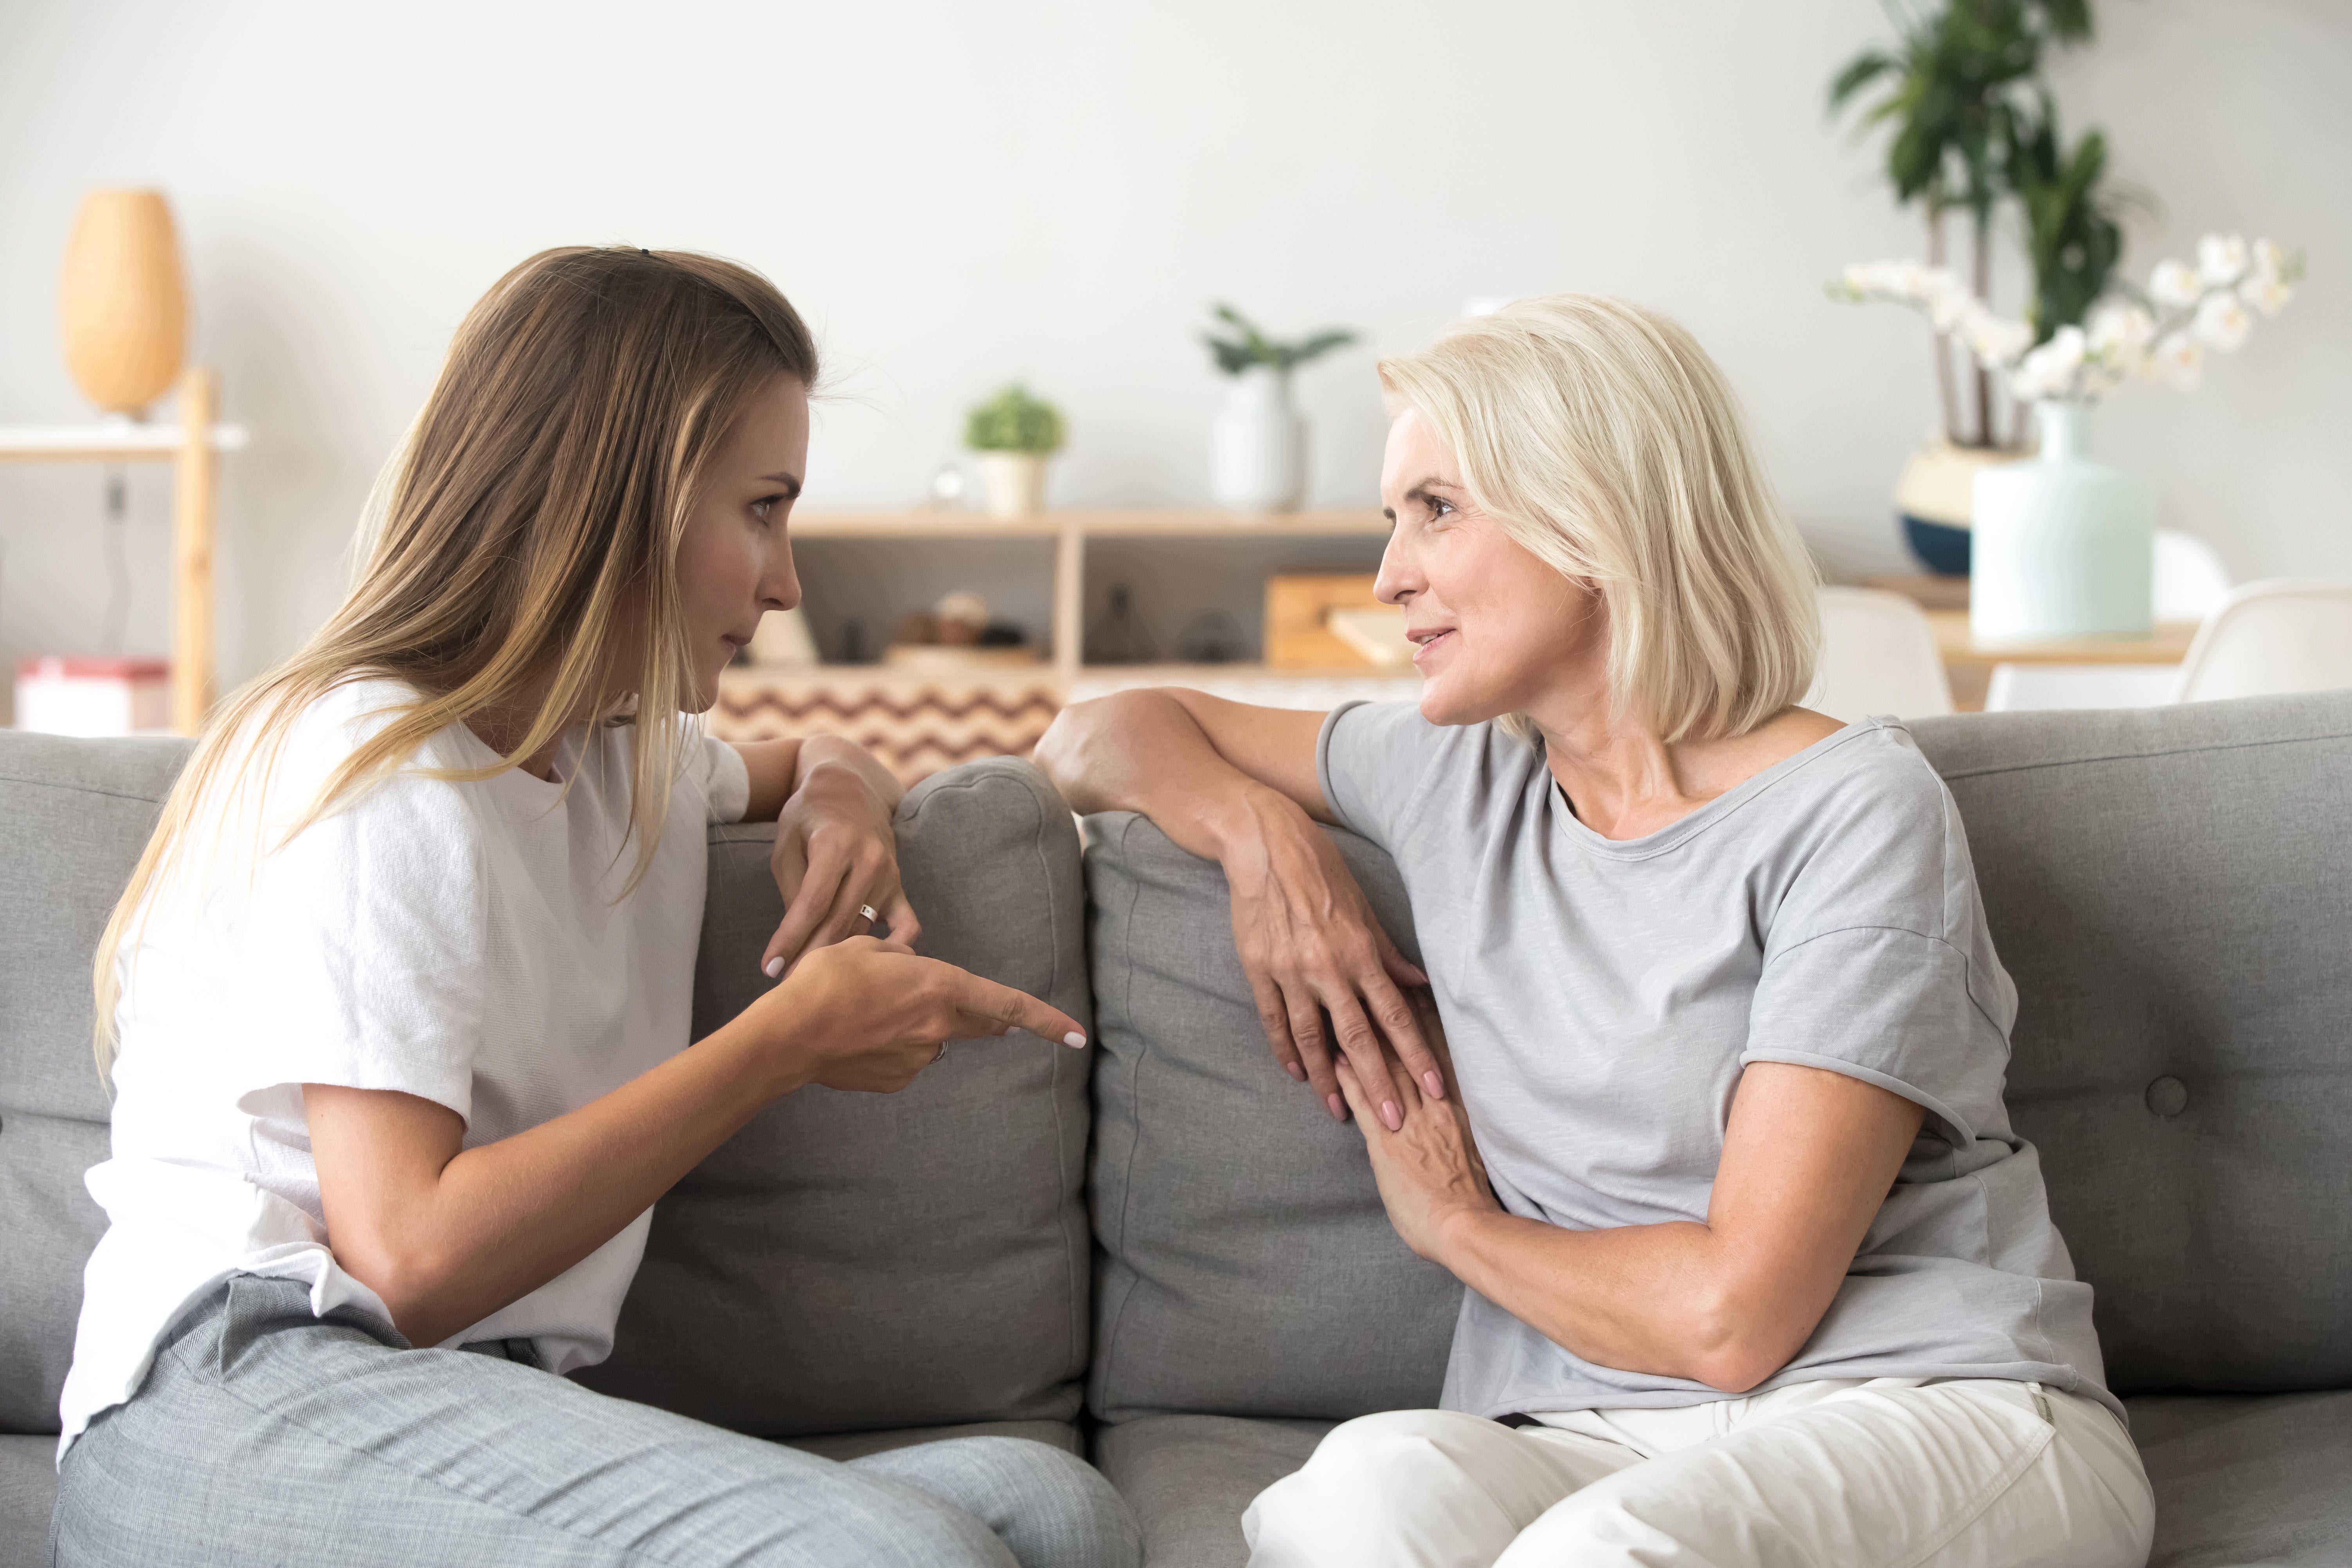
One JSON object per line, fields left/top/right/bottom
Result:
{"left": 2240, "top": 273, "right": 2294, "bottom": 316}
{"left": 2197, "top": 234, "right": 2250, "bottom": 286}
{"left": 2143, "top": 333, "right": 2206, "bottom": 390}
{"left": 2088, "top": 304, "right": 2156, "bottom": 354}
{"left": 2150, "top": 260, "right": 2203, "bottom": 309}
{"left": 1968, "top": 315, "right": 2035, "bottom": 365}
{"left": 2192, "top": 291, "right": 2254, "bottom": 352}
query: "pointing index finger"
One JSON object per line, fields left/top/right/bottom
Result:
{"left": 955, "top": 970, "right": 1088, "bottom": 1050}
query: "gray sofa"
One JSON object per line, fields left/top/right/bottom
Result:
{"left": 4, "top": 694, "right": 2348, "bottom": 1567}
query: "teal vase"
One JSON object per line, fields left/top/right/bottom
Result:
{"left": 1970, "top": 403, "right": 2155, "bottom": 641}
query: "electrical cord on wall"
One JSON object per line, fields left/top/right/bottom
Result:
{"left": 102, "top": 463, "right": 131, "bottom": 655}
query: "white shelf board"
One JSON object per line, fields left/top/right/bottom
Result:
{"left": 0, "top": 423, "right": 250, "bottom": 459}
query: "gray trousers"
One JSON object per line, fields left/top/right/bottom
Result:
{"left": 53, "top": 1275, "right": 1140, "bottom": 1567}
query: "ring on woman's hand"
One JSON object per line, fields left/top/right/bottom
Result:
{"left": 858, "top": 903, "right": 880, "bottom": 925}
{"left": 932, "top": 1039, "right": 949, "bottom": 1064}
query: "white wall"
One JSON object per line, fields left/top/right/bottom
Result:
{"left": 2, "top": 0, "right": 2343, "bottom": 696}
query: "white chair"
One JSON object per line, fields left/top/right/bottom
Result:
{"left": 2154, "top": 529, "right": 2234, "bottom": 622}
{"left": 1811, "top": 587, "right": 1954, "bottom": 722}
{"left": 2170, "top": 580, "right": 2352, "bottom": 704}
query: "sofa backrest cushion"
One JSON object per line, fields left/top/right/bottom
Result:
{"left": 1908, "top": 692, "right": 2352, "bottom": 1397}
{"left": 1084, "top": 810, "right": 1461, "bottom": 1425}
{"left": 577, "top": 758, "right": 1095, "bottom": 1436}
{"left": 0, "top": 732, "right": 193, "bottom": 1434}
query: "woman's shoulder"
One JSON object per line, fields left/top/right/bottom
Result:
{"left": 1320, "top": 700, "right": 1540, "bottom": 842}
{"left": 1752, "top": 718, "right": 1980, "bottom": 941}
{"left": 1766, "top": 717, "right": 1956, "bottom": 834}
{"left": 219, "top": 676, "right": 483, "bottom": 840}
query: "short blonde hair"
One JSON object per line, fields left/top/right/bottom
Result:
{"left": 1378, "top": 295, "right": 1818, "bottom": 744}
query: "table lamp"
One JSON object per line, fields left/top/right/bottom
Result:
{"left": 58, "top": 188, "right": 186, "bottom": 417}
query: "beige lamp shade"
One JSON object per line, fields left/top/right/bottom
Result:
{"left": 59, "top": 189, "right": 187, "bottom": 415}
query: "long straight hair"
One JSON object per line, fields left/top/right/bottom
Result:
{"left": 91, "top": 245, "right": 818, "bottom": 1078}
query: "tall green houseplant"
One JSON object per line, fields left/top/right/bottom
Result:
{"left": 1830, "top": 0, "right": 2107, "bottom": 448}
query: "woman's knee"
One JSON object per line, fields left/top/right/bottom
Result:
{"left": 1246, "top": 1409, "right": 1512, "bottom": 1564}
{"left": 849, "top": 1437, "right": 1139, "bottom": 1568}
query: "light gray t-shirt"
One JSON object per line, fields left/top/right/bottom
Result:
{"left": 1317, "top": 702, "right": 2116, "bottom": 1421}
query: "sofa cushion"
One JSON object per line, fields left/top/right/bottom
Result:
{"left": 2129, "top": 1392, "right": 2352, "bottom": 1568}
{"left": 0, "top": 733, "right": 192, "bottom": 1435}
{"left": 1083, "top": 811, "right": 1460, "bottom": 1426}
{"left": 1909, "top": 694, "right": 2352, "bottom": 1397}
{"left": 0, "top": 1435, "right": 57, "bottom": 1568}
{"left": 1092, "top": 1415, "right": 1329, "bottom": 1568}
{"left": 578, "top": 758, "right": 1094, "bottom": 1437}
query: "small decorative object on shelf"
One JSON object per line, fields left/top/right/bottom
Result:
{"left": 965, "top": 384, "right": 1065, "bottom": 519}
{"left": 1088, "top": 585, "right": 1156, "bottom": 665}
{"left": 1176, "top": 609, "right": 1247, "bottom": 665}
{"left": 1841, "top": 235, "right": 2302, "bottom": 639}
{"left": 1266, "top": 574, "right": 1410, "bottom": 669}
{"left": 744, "top": 606, "right": 820, "bottom": 669}
{"left": 60, "top": 189, "right": 187, "bottom": 416}
{"left": 14, "top": 656, "right": 170, "bottom": 736}
{"left": 1203, "top": 304, "right": 1356, "bottom": 513}
{"left": 884, "top": 590, "right": 1040, "bottom": 669}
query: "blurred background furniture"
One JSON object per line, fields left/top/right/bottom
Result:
{"left": 0, "top": 369, "right": 246, "bottom": 734}
{"left": 1978, "top": 530, "right": 2236, "bottom": 712}
{"left": 717, "top": 507, "right": 1410, "bottom": 781}
{"left": 1871, "top": 528, "right": 2233, "bottom": 713}
{"left": 2171, "top": 580, "right": 2352, "bottom": 704}
{"left": 1809, "top": 586, "right": 1955, "bottom": 722}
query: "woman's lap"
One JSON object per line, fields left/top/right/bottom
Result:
{"left": 1244, "top": 1379, "right": 2152, "bottom": 1568}
{"left": 54, "top": 1274, "right": 1136, "bottom": 1568}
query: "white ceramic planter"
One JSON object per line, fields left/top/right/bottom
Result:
{"left": 1211, "top": 365, "right": 1306, "bottom": 512}
{"left": 976, "top": 451, "right": 1049, "bottom": 519}
{"left": 1971, "top": 403, "right": 2155, "bottom": 642}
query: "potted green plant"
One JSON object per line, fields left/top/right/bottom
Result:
{"left": 964, "top": 383, "right": 1066, "bottom": 519}
{"left": 1202, "top": 304, "right": 1355, "bottom": 512}
{"left": 1827, "top": 0, "right": 2097, "bottom": 571}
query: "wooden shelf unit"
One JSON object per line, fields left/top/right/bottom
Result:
{"left": 0, "top": 368, "right": 249, "bottom": 734}
{"left": 717, "top": 508, "right": 1407, "bottom": 777}
{"left": 783, "top": 506, "right": 1392, "bottom": 684}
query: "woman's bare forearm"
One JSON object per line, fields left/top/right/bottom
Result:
{"left": 307, "top": 1010, "right": 805, "bottom": 1347}
{"left": 1034, "top": 690, "right": 1320, "bottom": 859}
{"left": 1435, "top": 1210, "right": 1770, "bottom": 1391}
{"left": 734, "top": 733, "right": 902, "bottom": 824}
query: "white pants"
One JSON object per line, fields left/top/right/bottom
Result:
{"left": 1242, "top": 1379, "right": 2154, "bottom": 1568}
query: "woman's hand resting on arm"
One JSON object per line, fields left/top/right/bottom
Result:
{"left": 733, "top": 733, "right": 917, "bottom": 975}
{"left": 1034, "top": 687, "right": 1440, "bottom": 1130}
{"left": 1341, "top": 1038, "right": 1925, "bottom": 1395}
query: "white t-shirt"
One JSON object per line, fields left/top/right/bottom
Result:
{"left": 58, "top": 678, "right": 751, "bottom": 1458}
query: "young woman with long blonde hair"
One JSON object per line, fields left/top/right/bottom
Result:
{"left": 53, "top": 245, "right": 1138, "bottom": 1568}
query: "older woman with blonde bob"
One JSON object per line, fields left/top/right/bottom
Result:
{"left": 1036, "top": 296, "right": 2155, "bottom": 1568}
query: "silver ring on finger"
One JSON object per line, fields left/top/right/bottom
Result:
{"left": 859, "top": 904, "right": 880, "bottom": 925}
{"left": 931, "top": 1039, "right": 949, "bottom": 1064}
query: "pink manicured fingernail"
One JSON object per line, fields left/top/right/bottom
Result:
{"left": 1063, "top": 1032, "right": 1088, "bottom": 1049}
{"left": 1382, "top": 1100, "right": 1403, "bottom": 1131}
{"left": 763, "top": 957, "right": 784, "bottom": 980}
{"left": 1284, "top": 1061, "right": 1307, "bottom": 1082}
{"left": 1326, "top": 1093, "right": 1346, "bottom": 1121}
{"left": 1422, "top": 1071, "right": 1445, "bottom": 1100}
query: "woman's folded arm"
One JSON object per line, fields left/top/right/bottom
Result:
{"left": 1343, "top": 1054, "right": 1925, "bottom": 1394}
